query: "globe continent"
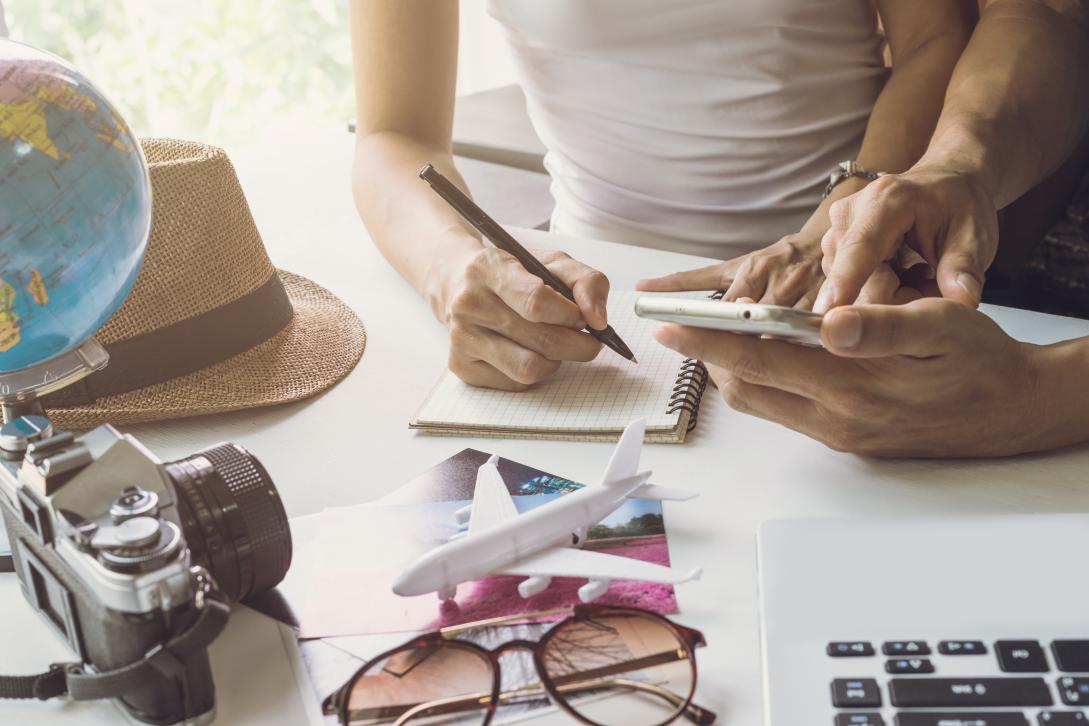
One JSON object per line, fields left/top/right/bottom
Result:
{"left": 0, "top": 39, "right": 150, "bottom": 373}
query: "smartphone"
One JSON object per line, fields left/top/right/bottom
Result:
{"left": 634, "top": 296, "right": 824, "bottom": 346}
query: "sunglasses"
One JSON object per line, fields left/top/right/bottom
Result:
{"left": 322, "top": 604, "right": 717, "bottom": 726}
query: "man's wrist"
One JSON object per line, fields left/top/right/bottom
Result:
{"left": 913, "top": 125, "right": 1004, "bottom": 206}
{"left": 1021, "top": 340, "right": 1089, "bottom": 452}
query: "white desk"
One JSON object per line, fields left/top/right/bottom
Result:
{"left": 3, "top": 134, "right": 1089, "bottom": 724}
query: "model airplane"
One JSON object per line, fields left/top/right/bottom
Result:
{"left": 392, "top": 419, "right": 702, "bottom": 603}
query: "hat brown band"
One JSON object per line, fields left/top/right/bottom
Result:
{"left": 43, "top": 273, "right": 294, "bottom": 408}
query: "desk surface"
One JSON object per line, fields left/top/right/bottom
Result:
{"left": 3, "top": 134, "right": 1089, "bottom": 725}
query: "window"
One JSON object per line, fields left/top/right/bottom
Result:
{"left": 3, "top": 0, "right": 515, "bottom": 154}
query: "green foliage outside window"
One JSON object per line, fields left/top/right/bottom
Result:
{"left": 5, "top": 0, "right": 355, "bottom": 146}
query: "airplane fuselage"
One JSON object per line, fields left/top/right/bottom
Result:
{"left": 392, "top": 473, "right": 649, "bottom": 597}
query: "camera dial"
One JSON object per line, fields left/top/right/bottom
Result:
{"left": 109, "top": 486, "right": 159, "bottom": 522}
{"left": 87, "top": 517, "right": 185, "bottom": 575}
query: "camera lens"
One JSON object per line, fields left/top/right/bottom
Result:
{"left": 166, "top": 443, "right": 292, "bottom": 602}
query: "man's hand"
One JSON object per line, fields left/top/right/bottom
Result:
{"left": 637, "top": 233, "right": 825, "bottom": 308}
{"left": 439, "top": 247, "right": 606, "bottom": 390}
{"left": 815, "top": 168, "right": 999, "bottom": 312}
{"left": 654, "top": 298, "right": 1055, "bottom": 457}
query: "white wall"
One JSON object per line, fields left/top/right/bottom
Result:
{"left": 457, "top": 0, "right": 517, "bottom": 95}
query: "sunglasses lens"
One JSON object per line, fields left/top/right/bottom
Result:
{"left": 342, "top": 642, "right": 494, "bottom": 725}
{"left": 539, "top": 611, "right": 696, "bottom": 725}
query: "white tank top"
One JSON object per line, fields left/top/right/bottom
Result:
{"left": 486, "top": 0, "right": 887, "bottom": 258}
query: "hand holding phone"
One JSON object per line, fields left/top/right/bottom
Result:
{"left": 635, "top": 296, "right": 823, "bottom": 346}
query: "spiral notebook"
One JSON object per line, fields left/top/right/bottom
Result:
{"left": 409, "top": 291, "right": 709, "bottom": 443}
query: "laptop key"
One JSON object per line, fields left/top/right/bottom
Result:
{"left": 883, "top": 640, "right": 931, "bottom": 656}
{"left": 886, "top": 658, "right": 935, "bottom": 674}
{"left": 1058, "top": 676, "right": 1089, "bottom": 705}
{"left": 996, "top": 640, "right": 1050, "bottom": 672}
{"left": 888, "top": 677, "right": 1052, "bottom": 707}
{"left": 888, "top": 714, "right": 1023, "bottom": 726}
{"left": 894, "top": 714, "right": 1028, "bottom": 726}
{"left": 835, "top": 714, "right": 885, "bottom": 726}
{"left": 831, "top": 678, "right": 882, "bottom": 707}
{"left": 1052, "top": 640, "right": 1089, "bottom": 672}
{"left": 1039, "top": 712, "right": 1088, "bottom": 724}
{"left": 939, "top": 640, "right": 987, "bottom": 655}
{"left": 828, "top": 641, "right": 875, "bottom": 657}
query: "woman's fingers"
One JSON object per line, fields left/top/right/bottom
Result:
{"left": 541, "top": 250, "right": 612, "bottom": 329}
{"left": 489, "top": 300, "right": 603, "bottom": 362}
{"left": 448, "top": 353, "right": 531, "bottom": 391}
{"left": 451, "top": 287, "right": 601, "bottom": 360}
{"left": 723, "top": 258, "right": 765, "bottom": 302}
{"left": 466, "top": 248, "right": 585, "bottom": 328}
{"left": 793, "top": 288, "right": 819, "bottom": 310}
{"left": 636, "top": 259, "right": 739, "bottom": 293}
{"left": 854, "top": 265, "right": 903, "bottom": 305}
{"left": 447, "top": 248, "right": 611, "bottom": 389}
{"left": 760, "top": 262, "right": 823, "bottom": 306}
{"left": 450, "top": 322, "right": 562, "bottom": 386}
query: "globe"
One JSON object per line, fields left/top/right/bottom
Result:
{"left": 0, "top": 39, "right": 150, "bottom": 374}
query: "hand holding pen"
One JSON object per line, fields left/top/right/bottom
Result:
{"left": 420, "top": 164, "right": 636, "bottom": 391}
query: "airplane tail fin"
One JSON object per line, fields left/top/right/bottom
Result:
{"left": 468, "top": 455, "right": 519, "bottom": 533}
{"left": 601, "top": 418, "right": 645, "bottom": 485}
{"left": 629, "top": 483, "right": 699, "bottom": 501}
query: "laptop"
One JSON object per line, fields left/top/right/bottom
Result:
{"left": 757, "top": 514, "right": 1089, "bottom": 725}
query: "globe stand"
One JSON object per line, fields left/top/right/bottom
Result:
{"left": 0, "top": 339, "right": 109, "bottom": 423}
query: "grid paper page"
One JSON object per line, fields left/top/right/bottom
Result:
{"left": 412, "top": 291, "right": 697, "bottom": 435}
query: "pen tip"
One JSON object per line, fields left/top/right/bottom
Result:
{"left": 631, "top": 356, "right": 639, "bottom": 364}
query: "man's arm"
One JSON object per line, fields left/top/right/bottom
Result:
{"left": 817, "top": 0, "right": 1089, "bottom": 311}
{"left": 923, "top": 0, "right": 1089, "bottom": 208}
{"left": 656, "top": 298, "right": 1089, "bottom": 457}
{"left": 639, "top": 1, "right": 975, "bottom": 308}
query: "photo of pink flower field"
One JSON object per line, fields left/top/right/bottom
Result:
{"left": 423, "top": 534, "right": 677, "bottom": 631}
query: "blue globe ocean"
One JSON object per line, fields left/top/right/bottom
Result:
{"left": 0, "top": 39, "right": 150, "bottom": 372}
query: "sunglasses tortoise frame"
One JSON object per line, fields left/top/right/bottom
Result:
{"left": 322, "top": 603, "right": 717, "bottom": 726}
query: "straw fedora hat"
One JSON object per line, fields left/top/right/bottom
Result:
{"left": 42, "top": 138, "right": 365, "bottom": 429}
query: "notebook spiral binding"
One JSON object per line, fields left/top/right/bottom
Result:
{"left": 663, "top": 289, "right": 726, "bottom": 433}
{"left": 666, "top": 360, "right": 709, "bottom": 432}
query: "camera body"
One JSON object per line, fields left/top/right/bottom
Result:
{"left": 0, "top": 415, "right": 291, "bottom": 725}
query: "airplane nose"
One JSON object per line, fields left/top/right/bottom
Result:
{"left": 392, "top": 566, "right": 421, "bottom": 596}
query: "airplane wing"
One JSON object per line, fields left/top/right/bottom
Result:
{"left": 629, "top": 483, "right": 698, "bottom": 501}
{"left": 497, "top": 545, "right": 701, "bottom": 585}
{"left": 467, "top": 455, "right": 519, "bottom": 533}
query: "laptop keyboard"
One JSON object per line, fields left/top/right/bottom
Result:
{"left": 828, "top": 639, "right": 1089, "bottom": 725}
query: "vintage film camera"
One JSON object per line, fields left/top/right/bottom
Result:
{"left": 0, "top": 342, "right": 292, "bottom": 724}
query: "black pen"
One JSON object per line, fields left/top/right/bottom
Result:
{"left": 419, "top": 164, "right": 637, "bottom": 363}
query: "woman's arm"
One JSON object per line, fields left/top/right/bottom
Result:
{"left": 818, "top": 0, "right": 1089, "bottom": 310}
{"left": 350, "top": 0, "right": 609, "bottom": 390}
{"left": 350, "top": 0, "right": 471, "bottom": 316}
{"left": 638, "top": 1, "right": 976, "bottom": 307}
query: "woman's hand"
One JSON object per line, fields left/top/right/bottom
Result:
{"left": 637, "top": 233, "right": 826, "bottom": 308}
{"left": 654, "top": 298, "right": 1069, "bottom": 458}
{"left": 816, "top": 167, "right": 999, "bottom": 312}
{"left": 636, "top": 230, "right": 923, "bottom": 308}
{"left": 435, "top": 246, "right": 607, "bottom": 391}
